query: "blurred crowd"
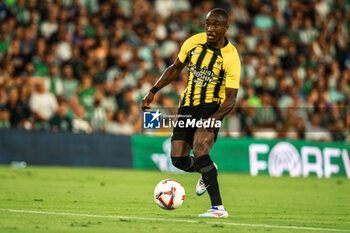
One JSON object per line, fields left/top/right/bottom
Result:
{"left": 0, "top": 0, "right": 349, "bottom": 141}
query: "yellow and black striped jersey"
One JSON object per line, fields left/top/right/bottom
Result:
{"left": 178, "top": 32, "right": 241, "bottom": 107}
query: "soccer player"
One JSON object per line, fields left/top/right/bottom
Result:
{"left": 142, "top": 8, "right": 241, "bottom": 218}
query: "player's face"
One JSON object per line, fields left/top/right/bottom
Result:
{"left": 205, "top": 13, "right": 228, "bottom": 46}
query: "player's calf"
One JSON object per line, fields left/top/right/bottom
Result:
{"left": 195, "top": 154, "right": 222, "bottom": 206}
{"left": 196, "top": 162, "right": 218, "bottom": 196}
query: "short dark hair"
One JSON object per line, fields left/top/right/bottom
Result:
{"left": 209, "top": 8, "right": 229, "bottom": 23}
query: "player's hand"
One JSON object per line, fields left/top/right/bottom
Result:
{"left": 141, "top": 92, "right": 154, "bottom": 111}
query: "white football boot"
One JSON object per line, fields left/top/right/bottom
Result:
{"left": 198, "top": 206, "right": 229, "bottom": 218}
{"left": 195, "top": 163, "right": 218, "bottom": 196}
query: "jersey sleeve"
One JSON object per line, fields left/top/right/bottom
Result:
{"left": 177, "top": 34, "right": 204, "bottom": 63}
{"left": 178, "top": 38, "right": 193, "bottom": 63}
{"left": 224, "top": 48, "right": 241, "bottom": 89}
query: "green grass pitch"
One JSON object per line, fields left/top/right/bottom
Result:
{"left": 0, "top": 166, "right": 349, "bottom": 233}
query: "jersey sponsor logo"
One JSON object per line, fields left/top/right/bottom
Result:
{"left": 188, "top": 64, "right": 220, "bottom": 87}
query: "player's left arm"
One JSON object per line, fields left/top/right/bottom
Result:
{"left": 208, "top": 47, "right": 241, "bottom": 131}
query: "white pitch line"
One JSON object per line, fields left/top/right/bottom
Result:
{"left": 0, "top": 208, "right": 349, "bottom": 232}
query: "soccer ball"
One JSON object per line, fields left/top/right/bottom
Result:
{"left": 154, "top": 179, "right": 185, "bottom": 210}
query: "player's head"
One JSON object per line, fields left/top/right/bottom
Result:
{"left": 205, "top": 8, "right": 229, "bottom": 46}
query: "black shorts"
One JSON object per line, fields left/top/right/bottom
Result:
{"left": 171, "top": 103, "right": 221, "bottom": 146}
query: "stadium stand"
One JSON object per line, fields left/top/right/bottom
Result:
{"left": 0, "top": 0, "right": 349, "bottom": 141}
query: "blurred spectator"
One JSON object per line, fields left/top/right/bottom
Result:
{"left": 57, "top": 33, "right": 73, "bottom": 62}
{"left": 4, "top": 88, "right": 30, "bottom": 128}
{"left": 72, "top": 105, "right": 92, "bottom": 134}
{"left": 49, "top": 99, "right": 73, "bottom": 132}
{"left": 67, "top": 46, "right": 84, "bottom": 79}
{"left": 286, "top": 116, "right": 306, "bottom": 140}
{"left": 77, "top": 74, "right": 95, "bottom": 119}
{"left": 105, "top": 109, "right": 133, "bottom": 135}
{"left": 299, "top": 18, "right": 318, "bottom": 45}
{"left": 253, "top": 4, "right": 274, "bottom": 31}
{"left": 117, "top": 86, "right": 135, "bottom": 113}
{"left": 40, "top": 6, "right": 58, "bottom": 38}
{"left": 221, "top": 109, "right": 240, "bottom": 138}
{"left": 100, "top": 82, "right": 118, "bottom": 112}
{"left": 237, "top": 97, "right": 256, "bottom": 137}
{"left": 29, "top": 79, "right": 58, "bottom": 130}
{"left": 61, "top": 64, "right": 79, "bottom": 100}
{"left": 105, "top": 109, "right": 117, "bottom": 134}
{"left": 231, "top": 0, "right": 250, "bottom": 29}
{"left": 0, "top": 108, "right": 10, "bottom": 128}
{"left": 48, "top": 64, "right": 63, "bottom": 96}
{"left": 128, "top": 101, "right": 142, "bottom": 133}
{"left": 90, "top": 91, "right": 106, "bottom": 132}
{"left": 255, "top": 92, "right": 276, "bottom": 129}
{"left": 305, "top": 114, "right": 332, "bottom": 141}
{"left": 331, "top": 119, "right": 346, "bottom": 141}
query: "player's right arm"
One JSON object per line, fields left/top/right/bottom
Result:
{"left": 141, "top": 57, "right": 187, "bottom": 111}
{"left": 141, "top": 34, "right": 201, "bottom": 111}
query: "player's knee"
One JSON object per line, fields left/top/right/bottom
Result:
{"left": 171, "top": 156, "right": 193, "bottom": 171}
{"left": 171, "top": 156, "right": 186, "bottom": 170}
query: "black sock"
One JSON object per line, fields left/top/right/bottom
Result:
{"left": 171, "top": 156, "right": 199, "bottom": 172}
{"left": 195, "top": 154, "right": 222, "bottom": 206}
